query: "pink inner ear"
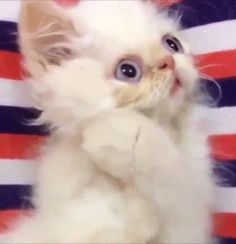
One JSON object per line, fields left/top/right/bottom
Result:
{"left": 55, "top": 0, "right": 79, "bottom": 7}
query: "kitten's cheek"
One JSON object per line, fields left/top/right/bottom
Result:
{"left": 99, "top": 97, "right": 117, "bottom": 110}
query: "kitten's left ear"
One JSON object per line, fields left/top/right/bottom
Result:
{"left": 19, "top": 0, "right": 77, "bottom": 74}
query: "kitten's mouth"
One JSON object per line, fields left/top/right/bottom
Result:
{"left": 170, "top": 78, "right": 182, "bottom": 95}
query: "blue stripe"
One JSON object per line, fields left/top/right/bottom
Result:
{"left": 202, "top": 77, "right": 236, "bottom": 107}
{"left": 0, "top": 21, "right": 18, "bottom": 52}
{"left": 0, "top": 185, "right": 33, "bottom": 210}
{"left": 214, "top": 160, "right": 236, "bottom": 187}
{"left": 217, "top": 237, "right": 236, "bottom": 244}
{"left": 169, "top": 0, "right": 236, "bottom": 29}
{"left": 0, "top": 106, "right": 48, "bottom": 135}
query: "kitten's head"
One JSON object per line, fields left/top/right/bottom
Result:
{"left": 19, "top": 0, "right": 198, "bottom": 127}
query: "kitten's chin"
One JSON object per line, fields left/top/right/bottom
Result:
{"left": 150, "top": 88, "right": 188, "bottom": 120}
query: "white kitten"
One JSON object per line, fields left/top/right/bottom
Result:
{"left": 1, "top": 0, "right": 214, "bottom": 243}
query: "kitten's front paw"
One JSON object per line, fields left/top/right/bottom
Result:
{"left": 81, "top": 109, "right": 143, "bottom": 179}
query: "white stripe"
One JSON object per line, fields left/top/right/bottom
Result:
{"left": 0, "top": 159, "right": 37, "bottom": 185}
{"left": 0, "top": 78, "right": 35, "bottom": 108}
{"left": 0, "top": 0, "right": 21, "bottom": 22}
{"left": 182, "top": 20, "right": 236, "bottom": 55}
{"left": 197, "top": 107, "right": 236, "bottom": 136}
{"left": 215, "top": 187, "right": 236, "bottom": 213}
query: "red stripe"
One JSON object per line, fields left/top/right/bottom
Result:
{"left": 0, "top": 211, "right": 234, "bottom": 237}
{"left": 0, "top": 52, "right": 22, "bottom": 81}
{"left": 0, "top": 210, "right": 31, "bottom": 233}
{"left": 0, "top": 134, "right": 236, "bottom": 161}
{"left": 196, "top": 50, "right": 236, "bottom": 79}
{"left": 0, "top": 134, "right": 45, "bottom": 160}
{"left": 214, "top": 213, "right": 236, "bottom": 238}
{"left": 209, "top": 134, "right": 236, "bottom": 161}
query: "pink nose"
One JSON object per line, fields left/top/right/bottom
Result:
{"left": 158, "top": 56, "right": 175, "bottom": 71}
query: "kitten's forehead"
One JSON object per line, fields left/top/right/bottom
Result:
{"left": 69, "top": 0, "right": 178, "bottom": 49}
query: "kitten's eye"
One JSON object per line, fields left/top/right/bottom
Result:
{"left": 115, "top": 59, "right": 142, "bottom": 83}
{"left": 162, "top": 35, "right": 183, "bottom": 53}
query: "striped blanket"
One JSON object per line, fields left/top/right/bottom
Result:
{"left": 0, "top": 0, "right": 235, "bottom": 243}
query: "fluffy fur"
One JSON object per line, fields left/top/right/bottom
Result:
{"left": 1, "top": 0, "right": 214, "bottom": 243}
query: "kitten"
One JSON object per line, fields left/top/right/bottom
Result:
{"left": 1, "top": 0, "right": 214, "bottom": 243}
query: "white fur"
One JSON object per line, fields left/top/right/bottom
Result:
{"left": 1, "top": 0, "right": 214, "bottom": 243}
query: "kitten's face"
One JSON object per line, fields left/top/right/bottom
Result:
{"left": 20, "top": 0, "right": 198, "bottom": 126}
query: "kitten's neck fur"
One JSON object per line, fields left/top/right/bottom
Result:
{"left": 141, "top": 102, "right": 194, "bottom": 142}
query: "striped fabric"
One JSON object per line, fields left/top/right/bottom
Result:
{"left": 0, "top": 0, "right": 236, "bottom": 242}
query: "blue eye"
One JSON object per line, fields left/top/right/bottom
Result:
{"left": 115, "top": 60, "right": 142, "bottom": 83}
{"left": 162, "top": 35, "right": 184, "bottom": 53}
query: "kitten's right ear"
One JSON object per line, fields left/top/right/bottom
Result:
{"left": 19, "top": 0, "right": 77, "bottom": 74}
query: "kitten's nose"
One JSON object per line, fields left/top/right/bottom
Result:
{"left": 158, "top": 56, "right": 175, "bottom": 71}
